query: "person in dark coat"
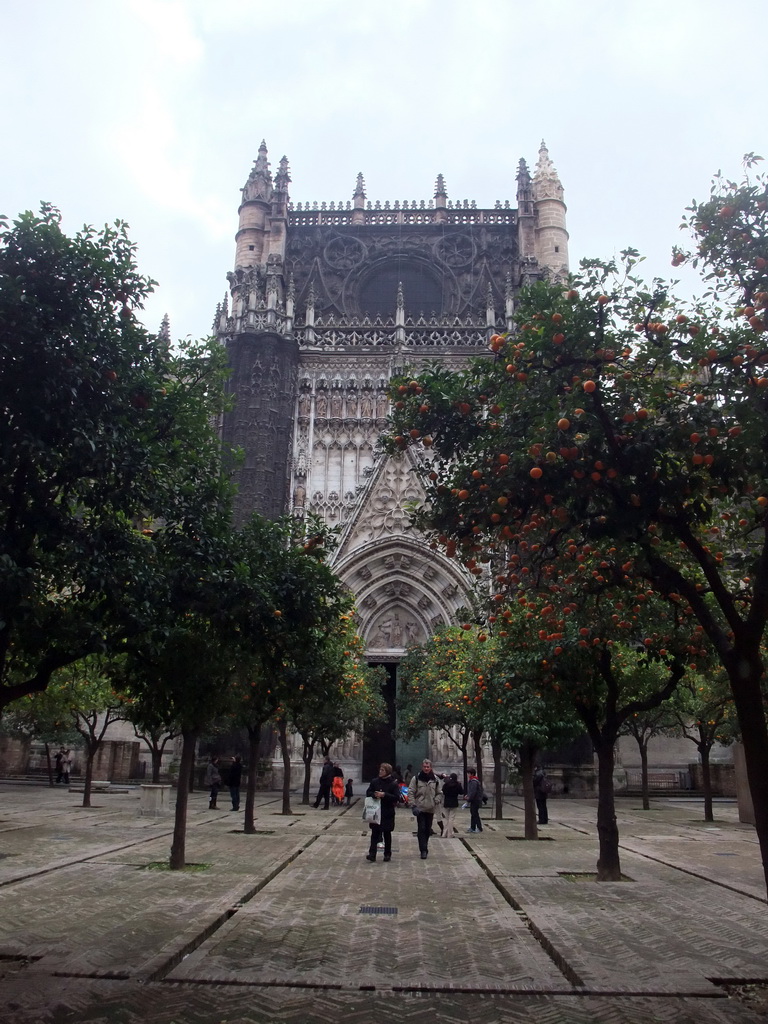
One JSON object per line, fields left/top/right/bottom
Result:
{"left": 205, "top": 755, "right": 222, "bottom": 809}
{"left": 228, "top": 755, "right": 242, "bottom": 812}
{"left": 533, "top": 766, "right": 551, "bottom": 825}
{"left": 465, "top": 770, "right": 484, "bottom": 833}
{"left": 365, "top": 762, "right": 401, "bottom": 863}
{"left": 313, "top": 756, "right": 334, "bottom": 809}
{"left": 54, "top": 748, "right": 65, "bottom": 784}
{"left": 440, "top": 772, "right": 462, "bottom": 839}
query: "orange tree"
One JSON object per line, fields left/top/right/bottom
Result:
{"left": 121, "top": 514, "right": 349, "bottom": 865}
{"left": 397, "top": 626, "right": 484, "bottom": 786}
{"left": 618, "top": 700, "right": 678, "bottom": 812}
{"left": 491, "top": 554, "right": 696, "bottom": 874}
{"left": 398, "top": 622, "right": 580, "bottom": 835}
{"left": 286, "top": 615, "right": 386, "bottom": 806}
{"left": 667, "top": 669, "right": 740, "bottom": 822}
{"left": 384, "top": 162, "right": 768, "bottom": 886}
{"left": 1, "top": 672, "right": 81, "bottom": 787}
{"left": 0, "top": 207, "right": 235, "bottom": 713}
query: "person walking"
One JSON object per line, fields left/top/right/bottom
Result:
{"left": 440, "top": 772, "right": 462, "bottom": 839}
{"left": 205, "top": 755, "right": 222, "bottom": 809}
{"left": 228, "top": 755, "right": 242, "bottom": 812}
{"left": 408, "top": 758, "right": 442, "bottom": 859}
{"left": 465, "top": 769, "right": 484, "bottom": 833}
{"left": 533, "top": 766, "right": 551, "bottom": 825}
{"left": 313, "top": 756, "right": 334, "bottom": 809}
{"left": 365, "top": 762, "right": 401, "bottom": 863}
{"left": 54, "top": 748, "right": 65, "bottom": 785}
{"left": 60, "top": 749, "right": 72, "bottom": 786}
{"left": 345, "top": 777, "right": 354, "bottom": 806}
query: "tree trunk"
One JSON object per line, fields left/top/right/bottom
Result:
{"left": 472, "top": 728, "right": 483, "bottom": 780}
{"left": 151, "top": 747, "right": 162, "bottom": 784}
{"left": 300, "top": 736, "right": 314, "bottom": 804}
{"left": 44, "top": 742, "right": 54, "bottom": 788}
{"left": 170, "top": 730, "right": 197, "bottom": 870}
{"left": 491, "top": 735, "right": 504, "bottom": 820}
{"left": 243, "top": 725, "right": 260, "bottom": 835}
{"left": 640, "top": 739, "right": 650, "bottom": 811}
{"left": 519, "top": 742, "right": 538, "bottom": 840}
{"left": 594, "top": 737, "right": 622, "bottom": 881}
{"left": 278, "top": 718, "right": 292, "bottom": 815}
{"left": 82, "top": 743, "right": 96, "bottom": 808}
{"left": 461, "top": 732, "right": 470, "bottom": 791}
{"left": 700, "top": 741, "right": 714, "bottom": 823}
{"left": 725, "top": 656, "right": 768, "bottom": 896}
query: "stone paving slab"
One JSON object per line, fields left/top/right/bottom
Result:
{"left": 3, "top": 977, "right": 767, "bottom": 1024}
{"left": 0, "top": 785, "right": 767, "bottom": 1022}
{"left": 169, "top": 832, "right": 569, "bottom": 992}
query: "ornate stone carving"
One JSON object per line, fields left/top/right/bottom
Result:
{"left": 337, "top": 454, "right": 425, "bottom": 550}
{"left": 324, "top": 235, "right": 366, "bottom": 270}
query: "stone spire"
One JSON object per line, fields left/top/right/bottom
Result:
{"left": 158, "top": 313, "right": 171, "bottom": 349}
{"left": 274, "top": 155, "right": 291, "bottom": 195}
{"left": 352, "top": 173, "right": 366, "bottom": 224}
{"left": 434, "top": 173, "right": 448, "bottom": 223}
{"left": 516, "top": 158, "right": 533, "bottom": 202}
{"left": 242, "top": 140, "right": 273, "bottom": 203}
{"left": 532, "top": 140, "right": 564, "bottom": 202}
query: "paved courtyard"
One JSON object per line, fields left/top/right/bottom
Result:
{"left": 0, "top": 782, "right": 766, "bottom": 1023}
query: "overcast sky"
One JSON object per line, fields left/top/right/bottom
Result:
{"left": 2, "top": 0, "right": 765, "bottom": 341}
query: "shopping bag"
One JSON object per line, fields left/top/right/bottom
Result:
{"left": 362, "top": 796, "right": 381, "bottom": 823}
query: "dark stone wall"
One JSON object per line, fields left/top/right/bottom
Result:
{"left": 221, "top": 331, "right": 299, "bottom": 524}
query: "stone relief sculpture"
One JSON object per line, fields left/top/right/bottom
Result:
{"left": 405, "top": 619, "right": 420, "bottom": 643}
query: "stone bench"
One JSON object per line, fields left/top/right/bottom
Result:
{"left": 68, "top": 780, "right": 112, "bottom": 793}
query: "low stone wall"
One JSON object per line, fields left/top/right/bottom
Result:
{"left": 688, "top": 762, "right": 737, "bottom": 797}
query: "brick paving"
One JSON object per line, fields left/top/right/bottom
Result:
{"left": 0, "top": 784, "right": 766, "bottom": 1022}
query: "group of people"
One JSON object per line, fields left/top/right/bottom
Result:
{"left": 364, "top": 758, "right": 491, "bottom": 863}
{"left": 205, "top": 755, "right": 242, "bottom": 811}
{"left": 53, "top": 747, "right": 72, "bottom": 785}
{"left": 362, "top": 759, "right": 552, "bottom": 862}
{"left": 204, "top": 751, "right": 552, "bottom": 846}
{"left": 313, "top": 756, "right": 353, "bottom": 809}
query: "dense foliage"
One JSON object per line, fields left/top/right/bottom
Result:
{"left": 385, "top": 159, "right": 768, "bottom": 890}
{"left": 0, "top": 206, "right": 232, "bottom": 712}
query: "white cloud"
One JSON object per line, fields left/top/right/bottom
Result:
{"left": 1, "top": 0, "right": 766, "bottom": 339}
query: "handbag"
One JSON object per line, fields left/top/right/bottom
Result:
{"left": 362, "top": 796, "right": 381, "bottom": 824}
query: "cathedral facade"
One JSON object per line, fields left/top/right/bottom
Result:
{"left": 216, "top": 142, "right": 568, "bottom": 774}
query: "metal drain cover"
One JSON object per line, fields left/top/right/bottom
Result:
{"left": 359, "top": 905, "right": 398, "bottom": 915}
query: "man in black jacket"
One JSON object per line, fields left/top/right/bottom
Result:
{"left": 313, "top": 756, "right": 334, "bottom": 809}
{"left": 228, "top": 756, "right": 243, "bottom": 812}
